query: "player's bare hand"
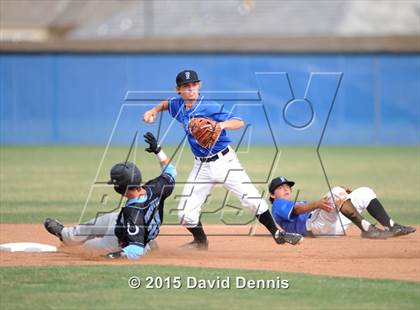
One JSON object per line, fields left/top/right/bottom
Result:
{"left": 104, "top": 251, "right": 126, "bottom": 259}
{"left": 317, "top": 197, "right": 332, "bottom": 212}
{"left": 143, "top": 109, "right": 157, "bottom": 123}
{"left": 344, "top": 186, "right": 352, "bottom": 194}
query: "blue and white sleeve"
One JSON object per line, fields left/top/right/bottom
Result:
{"left": 272, "top": 199, "right": 295, "bottom": 220}
{"left": 160, "top": 162, "right": 176, "bottom": 181}
{"left": 167, "top": 97, "right": 178, "bottom": 118}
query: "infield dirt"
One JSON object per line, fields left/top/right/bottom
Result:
{"left": 1, "top": 224, "right": 418, "bottom": 281}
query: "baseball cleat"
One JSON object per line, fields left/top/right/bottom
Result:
{"left": 180, "top": 239, "right": 209, "bottom": 251}
{"left": 361, "top": 225, "right": 393, "bottom": 239}
{"left": 275, "top": 230, "right": 304, "bottom": 245}
{"left": 43, "top": 218, "right": 64, "bottom": 240}
{"left": 389, "top": 223, "right": 416, "bottom": 237}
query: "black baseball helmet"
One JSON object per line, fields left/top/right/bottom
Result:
{"left": 269, "top": 176, "right": 295, "bottom": 194}
{"left": 107, "top": 161, "right": 142, "bottom": 195}
{"left": 176, "top": 70, "right": 200, "bottom": 86}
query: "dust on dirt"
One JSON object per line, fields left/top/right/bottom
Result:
{"left": 1, "top": 224, "right": 419, "bottom": 281}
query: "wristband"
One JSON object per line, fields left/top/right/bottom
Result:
{"left": 156, "top": 149, "right": 168, "bottom": 162}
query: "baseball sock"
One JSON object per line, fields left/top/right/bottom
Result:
{"left": 186, "top": 221, "right": 207, "bottom": 243}
{"left": 256, "top": 210, "right": 278, "bottom": 237}
{"left": 366, "top": 198, "right": 393, "bottom": 228}
{"left": 340, "top": 201, "right": 371, "bottom": 232}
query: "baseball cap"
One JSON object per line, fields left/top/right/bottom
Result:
{"left": 269, "top": 176, "right": 295, "bottom": 194}
{"left": 176, "top": 70, "right": 200, "bottom": 86}
{"left": 107, "top": 161, "right": 142, "bottom": 194}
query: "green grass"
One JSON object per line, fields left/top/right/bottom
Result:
{"left": 0, "top": 145, "right": 419, "bottom": 224}
{"left": 1, "top": 265, "right": 419, "bottom": 310}
{"left": 1, "top": 147, "right": 419, "bottom": 309}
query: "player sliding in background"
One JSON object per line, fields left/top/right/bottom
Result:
{"left": 268, "top": 176, "right": 416, "bottom": 238}
{"left": 44, "top": 132, "right": 176, "bottom": 260}
{"left": 143, "top": 70, "right": 303, "bottom": 250}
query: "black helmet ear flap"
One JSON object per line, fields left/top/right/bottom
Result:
{"left": 108, "top": 161, "right": 142, "bottom": 195}
{"left": 113, "top": 184, "right": 127, "bottom": 195}
{"left": 113, "top": 183, "right": 138, "bottom": 195}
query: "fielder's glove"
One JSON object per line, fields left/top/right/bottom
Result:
{"left": 188, "top": 117, "right": 222, "bottom": 150}
{"left": 144, "top": 132, "right": 161, "bottom": 154}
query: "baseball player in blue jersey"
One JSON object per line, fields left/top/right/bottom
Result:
{"left": 268, "top": 176, "right": 416, "bottom": 238}
{"left": 44, "top": 132, "right": 176, "bottom": 260}
{"left": 143, "top": 70, "right": 303, "bottom": 249}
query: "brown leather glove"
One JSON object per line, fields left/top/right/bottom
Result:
{"left": 188, "top": 117, "right": 222, "bottom": 149}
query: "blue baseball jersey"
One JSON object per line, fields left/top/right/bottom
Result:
{"left": 272, "top": 198, "right": 310, "bottom": 236}
{"left": 167, "top": 95, "right": 242, "bottom": 157}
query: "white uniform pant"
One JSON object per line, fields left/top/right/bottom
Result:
{"left": 178, "top": 147, "right": 269, "bottom": 227}
{"left": 306, "top": 186, "right": 377, "bottom": 235}
{"left": 61, "top": 212, "right": 121, "bottom": 255}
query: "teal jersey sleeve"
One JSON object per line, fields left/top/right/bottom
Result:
{"left": 160, "top": 162, "right": 176, "bottom": 181}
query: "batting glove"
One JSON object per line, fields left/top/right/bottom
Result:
{"left": 144, "top": 132, "right": 161, "bottom": 154}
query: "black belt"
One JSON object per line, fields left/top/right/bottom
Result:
{"left": 196, "top": 147, "right": 229, "bottom": 163}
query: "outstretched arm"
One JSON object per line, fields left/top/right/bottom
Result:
{"left": 218, "top": 118, "right": 244, "bottom": 130}
{"left": 143, "top": 100, "right": 169, "bottom": 123}
{"left": 144, "top": 132, "right": 176, "bottom": 180}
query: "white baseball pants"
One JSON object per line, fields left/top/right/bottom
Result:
{"left": 178, "top": 147, "right": 269, "bottom": 227}
{"left": 306, "top": 186, "right": 377, "bottom": 235}
{"left": 61, "top": 212, "right": 121, "bottom": 255}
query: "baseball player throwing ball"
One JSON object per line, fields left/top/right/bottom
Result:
{"left": 268, "top": 176, "right": 416, "bottom": 238}
{"left": 44, "top": 132, "right": 176, "bottom": 260}
{"left": 143, "top": 70, "right": 303, "bottom": 250}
